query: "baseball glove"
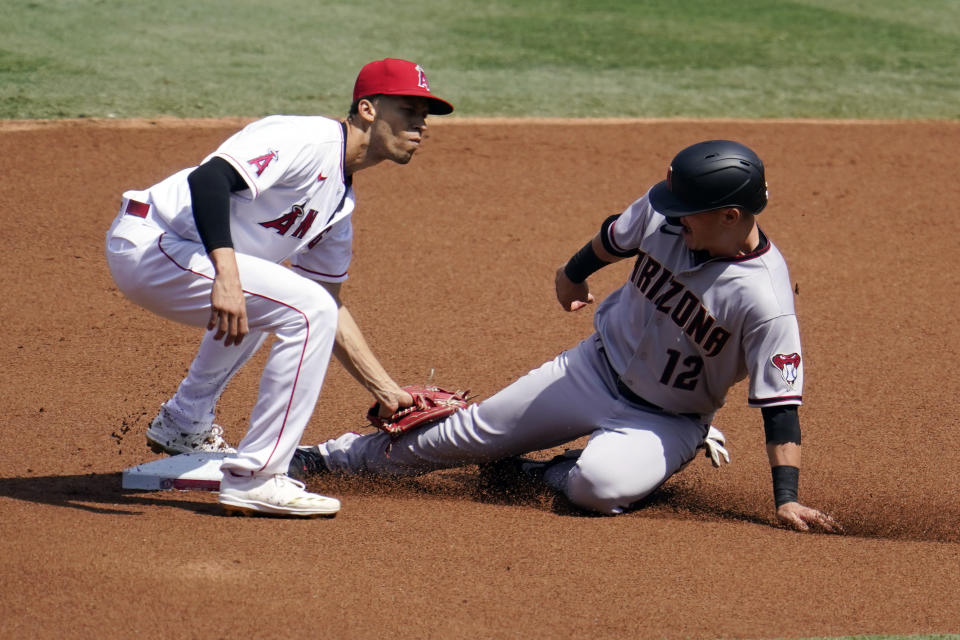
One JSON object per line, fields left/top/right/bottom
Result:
{"left": 367, "top": 385, "right": 471, "bottom": 436}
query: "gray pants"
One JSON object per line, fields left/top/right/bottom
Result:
{"left": 319, "top": 336, "right": 708, "bottom": 515}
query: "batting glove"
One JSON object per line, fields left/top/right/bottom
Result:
{"left": 703, "top": 425, "right": 730, "bottom": 467}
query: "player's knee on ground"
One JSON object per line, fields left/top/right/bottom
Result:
{"left": 563, "top": 456, "right": 667, "bottom": 515}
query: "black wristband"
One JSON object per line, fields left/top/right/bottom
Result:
{"left": 563, "top": 240, "right": 609, "bottom": 284}
{"left": 771, "top": 465, "right": 799, "bottom": 507}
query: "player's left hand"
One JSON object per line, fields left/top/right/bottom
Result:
{"left": 776, "top": 502, "right": 843, "bottom": 534}
{"left": 703, "top": 425, "right": 730, "bottom": 467}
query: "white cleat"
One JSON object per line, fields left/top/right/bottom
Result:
{"left": 146, "top": 404, "right": 236, "bottom": 455}
{"left": 218, "top": 473, "right": 340, "bottom": 518}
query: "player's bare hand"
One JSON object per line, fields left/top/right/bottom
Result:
{"left": 209, "top": 279, "right": 248, "bottom": 346}
{"left": 776, "top": 502, "right": 843, "bottom": 534}
{"left": 555, "top": 266, "right": 595, "bottom": 312}
{"left": 206, "top": 248, "right": 249, "bottom": 347}
{"left": 376, "top": 388, "right": 415, "bottom": 419}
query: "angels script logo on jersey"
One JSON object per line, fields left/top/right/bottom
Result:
{"left": 260, "top": 204, "right": 319, "bottom": 240}
{"left": 771, "top": 353, "right": 801, "bottom": 385}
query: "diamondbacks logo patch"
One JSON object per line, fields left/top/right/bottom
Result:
{"left": 771, "top": 353, "right": 801, "bottom": 385}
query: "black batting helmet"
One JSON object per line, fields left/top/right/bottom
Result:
{"left": 648, "top": 140, "right": 768, "bottom": 217}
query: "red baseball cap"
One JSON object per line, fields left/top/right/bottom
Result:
{"left": 353, "top": 58, "right": 454, "bottom": 115}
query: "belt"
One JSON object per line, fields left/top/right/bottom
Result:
{"left": 124, "top": 199, "right": 150, "bottom": 218}
{"left": 597, "top": 340, "right": 701, "bottom": 421}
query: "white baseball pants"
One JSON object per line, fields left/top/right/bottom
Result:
{"left": 105, "top": 204, "right": 337, "bottom": 476}
{"left": 319, "top": 335, "right": 708, "bottom": 515}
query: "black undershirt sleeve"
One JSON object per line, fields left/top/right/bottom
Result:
{"left": 563, "top": 240, "right": 608, "bottom": 283}
{"left": 187, "top": 157, "right": 247, "bottom": 254}
{"left": 761, "top": 404, "right": 801, "bottom": 445}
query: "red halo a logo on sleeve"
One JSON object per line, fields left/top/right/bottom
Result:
{"left": 248, "top": 150, "right": 279, "bottom": 177}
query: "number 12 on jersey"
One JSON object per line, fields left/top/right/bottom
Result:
{"left": 659, "top": 349, "right": 703, "bottom": 390}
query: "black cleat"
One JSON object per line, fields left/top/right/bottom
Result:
{"left": 288, "top": 446, "right": 328, "bottom": 482}
{"left": 479, "top": 449, "right": 581, "bottom": 487}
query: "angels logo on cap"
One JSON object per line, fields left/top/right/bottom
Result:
{"left": 771, "top": 353, "right": 801, "bottom": 385}
{"left": 353, "top": 58, "right": 454, "bottom": 115}
{"left": 415, "top": 64, "right": 429, "bottom": 90}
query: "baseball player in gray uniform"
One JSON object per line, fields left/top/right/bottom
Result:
{"left": 291, "top": 140, "right": 841, "bottom": 532}
{"left": 105, "top": 58, "right": 453, "bottom": 517}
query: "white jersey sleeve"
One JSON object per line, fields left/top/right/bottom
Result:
{"left": 602, "top": 196, "right": 655, "bottom": 257}
{"left": 743, "top": 314, "right": 803, "bottom": 407}
{"left": 739, "top": 248, "right": 805, "bottom": 408}
{"left": 211, "top": 116, "right": 328, "bottom": 198}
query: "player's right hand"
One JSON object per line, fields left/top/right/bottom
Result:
{"left": 375, "top": 387, "right": 415, "bottom": 419}
{"left": 207, "top": 250, "right": 249, "bottom": 346}
{"left": 209, "top": 275, "right": 249, "bottom": 346}
{"left": 555, "top": 266, "right": 595, "bottom": 312}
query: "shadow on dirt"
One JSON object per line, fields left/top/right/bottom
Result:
{"left": 0, "top": 472, "right": 221, "bottom": 516}
{"left": 0, "top": 468, "right": 956, "bottom": 543}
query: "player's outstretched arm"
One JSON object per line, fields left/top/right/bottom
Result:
{"left": 767, "top": 441, "right": 843, "bottom": 533}
{"left": 556, "top": 233, "right": 622, "bottom": 311}
{"left": 319, "top": 282, "right": 413, "bottom": 416}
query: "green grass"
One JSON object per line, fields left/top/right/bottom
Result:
{"left": 0, "top": 0, "right": 957, "bottom": 119}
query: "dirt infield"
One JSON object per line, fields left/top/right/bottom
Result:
{"left": 1, "top": 118, "right": 958, "bottom": 639}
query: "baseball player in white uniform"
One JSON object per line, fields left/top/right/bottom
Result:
{"left": 105, "top": 58, "right": 454, "bottom": 517}
{"left": 292, "top": 140, "right": 841, "bottom": 532}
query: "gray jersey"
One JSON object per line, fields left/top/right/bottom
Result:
{"left": 594, "top": 191, "right": 803, "bottom": 422}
